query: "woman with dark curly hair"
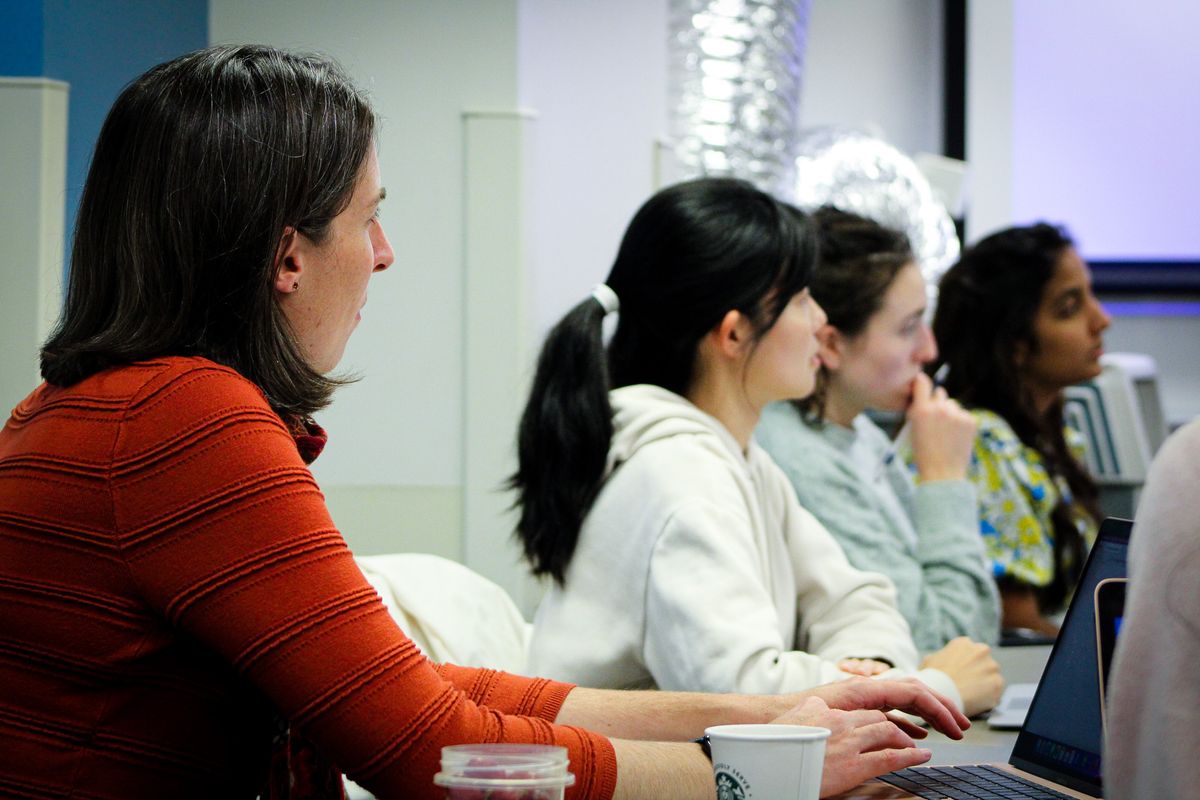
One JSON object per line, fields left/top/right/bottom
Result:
{"left": 932, "top": 223, "right": 1110, "bottom": 636}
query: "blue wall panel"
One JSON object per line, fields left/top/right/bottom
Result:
{"left": 40, "top": 0, "right": 208, "bottom": 256}
{"left": 0, "top": 0, "right": 46, "bottom": 76}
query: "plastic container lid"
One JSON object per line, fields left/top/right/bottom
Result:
{"left": 433, "top": 744, "right": 576, "bottom": 790}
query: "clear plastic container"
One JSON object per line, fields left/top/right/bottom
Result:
{"left": 433, "top": 743, "right": 576, "bottom": 800}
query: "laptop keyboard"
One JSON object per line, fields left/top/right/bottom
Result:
{"left": 878, "top": 765, "right": 1076, "bottom": 799}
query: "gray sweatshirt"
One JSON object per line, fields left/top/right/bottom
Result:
{"left": 755, "top": 401, "right": 1000, "bottom": 652}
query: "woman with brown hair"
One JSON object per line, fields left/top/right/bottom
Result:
{"left": 756, "top": 207, "right": 1001, "bottom": 656}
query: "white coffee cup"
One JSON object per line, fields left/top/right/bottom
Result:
{"left": 704, "top": 723, "right": 830, "bottom": 800}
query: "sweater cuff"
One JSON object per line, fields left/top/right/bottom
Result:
{"left": 530, "top": 678, "right": 578, "bottom": 721}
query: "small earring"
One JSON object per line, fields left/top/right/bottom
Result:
{"left": 292, "top": 281, "right": 299, "bottom": 291}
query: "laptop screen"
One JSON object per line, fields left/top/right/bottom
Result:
{"left": 1008, "top": 517, "right": 1131, "bottom": 796}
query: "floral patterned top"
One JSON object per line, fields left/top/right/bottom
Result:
{"left": 963, "top": 409, "right": 1097, "bottom": 587}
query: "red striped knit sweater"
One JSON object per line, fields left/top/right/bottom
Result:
{"left": 0, "top": 357, "right": 617, "bottom": 800}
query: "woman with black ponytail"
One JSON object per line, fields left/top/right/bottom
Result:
{"left": 932, "top": 223, "right": 1110, "bottom": 636}
{"left": 513, "top": 178, "right": 980, "bottom": 714}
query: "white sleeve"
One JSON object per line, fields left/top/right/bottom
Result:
{"left": 781, "top": 504, "right": 965, "bottom": 711}
{"left": 641, "top": 499, "right": 849, "bottom": 694}
{"left": 783, "top": 500, "right": 920, "bottom": 671}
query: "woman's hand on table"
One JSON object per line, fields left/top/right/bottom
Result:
{"left": 837, "top": 657, "right": 892, "bottom": 677}
{"left": 921, "top": 637, "right": 1005, "bottom": 718}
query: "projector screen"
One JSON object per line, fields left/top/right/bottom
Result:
{"left": 1007, "top": 2, "right": 1200, "bottom": 289}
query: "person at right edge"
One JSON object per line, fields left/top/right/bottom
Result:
{"left": 1105, "top": 419, "right": 1200, "bottom": 799}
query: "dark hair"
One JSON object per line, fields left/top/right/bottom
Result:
{"left": 40, "top": 44, "right": 376, "bottom": 417}
{"left": 510, "top": 178, "right": 816, "bottom": 583}
{"left": 932, "top": 222, "right": 1099, "bottom": 612}
{"left": 794, "top": 206, "right": 915, "bottom": 421}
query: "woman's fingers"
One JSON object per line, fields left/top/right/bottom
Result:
{"left": 885, "top": 711, "right": 929, "bottom": 739}
{"left": 819, "top": 712, "right": 933, "bottom": 797}
{"left": 909, "top": 371, "right": 933, "bottom": 408}
{"left": 838, "top": 658, "right": 892, "bottom": 676}
{"left": 849, "top": 714, "right": 921, "bottom": 753}
{"left": 812, "top": 677, "right": 969, "bottom": 739}
{"left": 881, "top": 680, "right": 970, "bottom": 738}
{"left": 832, "top": 707, "right": 890, "bottom": 728}
{"left": 846, "top": 744, "right": 933, "bottom": 781}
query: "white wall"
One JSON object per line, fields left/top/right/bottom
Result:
{"left": 1102, "top": 314, "right": 1200, "bottom": 427}
{"left": 518, "top": 0, "right": 670, "bottom": 336}
{"left": 210, "top": 1, "right": 521, "bottom": 569}
{"left": 519, "top": 0, "right": 947, "bottom": 338}
{"left": 803, "top": 0, "right": 944, "bottom": 156}
{"left": 213, "top": 0, "right": 519, "bottom": 489}
{"left": 964, "top": 0, "right": 1014, "bottom": 243}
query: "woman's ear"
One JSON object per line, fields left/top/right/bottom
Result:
{"left": 274, "top": 227, "right": 303, "bottom": 294}
{"left": 816, "top": 324, "right": 843, "bottom": 371}
{"left": 711, "top": 309, "right": 753, "bottom": 359}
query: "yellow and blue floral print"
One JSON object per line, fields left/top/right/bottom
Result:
{"left": 965, "top": 409, "right": 1097, "bottom": 587}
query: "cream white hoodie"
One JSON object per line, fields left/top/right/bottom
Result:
{"left": 528, "top": 385, "right": 961, "bottom": 708}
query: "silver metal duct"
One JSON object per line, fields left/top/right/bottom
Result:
{"left": 793, "top": 126, "right": 961, "bottom": 296}
{"left": 668, "top": 0, "right": 813, "bottom": 197}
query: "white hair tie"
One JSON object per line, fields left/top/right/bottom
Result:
{"left": 591, "top": 283, "right": 620, "bottom": 315}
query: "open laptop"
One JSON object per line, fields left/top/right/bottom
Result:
{"left": 835, "top": 517, "right": 1131, "bottom": 800}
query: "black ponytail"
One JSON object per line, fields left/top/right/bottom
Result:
{"left": 511, "top": 177, "right": 816, "bottom": 583}
{"left": 509, "top": 297, "right": 613, "bottom": 583}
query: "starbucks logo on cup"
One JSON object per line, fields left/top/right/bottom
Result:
{"left": 714, "top": 767, "right": 749, "bottom": 800}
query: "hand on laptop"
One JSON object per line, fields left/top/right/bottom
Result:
{"left": 773, "top": 695, "right": 935, "bottom": 797}
{"left": 920, "top": 636, "right": 1005, "bottom": 718}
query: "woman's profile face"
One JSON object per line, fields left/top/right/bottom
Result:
{"left": 745, "top": 287, "right": 828, "bottom": 406}
{"left": 279, "top": 148, "right": 394, "bottom": 374}
{"left": 1020, "top": 247, "right": 1111, "bottom": 396}
{"left": 827, "top": 262, "right": 937, "bottom": 413}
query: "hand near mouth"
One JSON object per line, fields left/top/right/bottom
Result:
{"left": 907, "top": 372, "right": 977, "bottom": 483}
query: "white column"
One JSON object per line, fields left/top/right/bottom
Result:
{"left": 0, "top": 78, "right": 68, "bottom": 414}
{"left": 965, "top": 0, "right": 1014, "bottom": 242}
{"left": 461, "top": 108, "right": 545, "bottom": 616}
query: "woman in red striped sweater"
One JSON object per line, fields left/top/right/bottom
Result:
{"left": 0, "top": 45, "right": 966, "bottom": 800}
